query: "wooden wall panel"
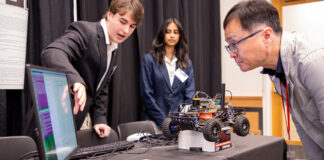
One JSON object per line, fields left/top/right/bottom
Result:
{"left": 227, "top": 96, "right": 263, "bottom": 135}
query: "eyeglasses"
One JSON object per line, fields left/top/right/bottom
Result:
{"left": 225, "top": 30, "right": 263, "bottom": 54}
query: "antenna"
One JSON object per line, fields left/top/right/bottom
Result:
{"left": 221, "top": 83, "right": 225, "bottom": 111}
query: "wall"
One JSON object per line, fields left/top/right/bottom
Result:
{"left": 220, "top": 0, "right": 264, "bottom": 97}
{"left": 220, "top": 0, "right": 273, "bottom": 136}
{"left": 219, "top": 0, "right": 273, "bottom": 136}
{"left": 283, "top": 1, "right": 324, "bottom": 47}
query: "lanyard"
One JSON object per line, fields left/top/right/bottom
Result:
{"left": 279, "top": 80, "right": 291, "bottom": 142}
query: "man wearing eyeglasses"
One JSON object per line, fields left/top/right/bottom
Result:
{"left": 223, "top": 1, "right": 324, "bottom": 160}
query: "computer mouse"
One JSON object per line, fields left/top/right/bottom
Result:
{"left": 126, "top": 132, "right": 152, "bottom": 142}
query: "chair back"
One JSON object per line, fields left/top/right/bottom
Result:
{"left": 77, "top": 128, "right": 119, "bottom": 147}
{"left": 0, "top": 136, "right": 37, "bottom": 160}
{"left": 117, "top": 120, "right": 159, "bottom": 140}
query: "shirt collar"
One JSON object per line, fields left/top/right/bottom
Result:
{"left": 100, "top": 19, "right": 118, "bottom": 50}
{"left": 261, "top": 54, "right": 286, "bottom": 82}
{"left": 164, "top": 55, "right": 178, "bottom": 64}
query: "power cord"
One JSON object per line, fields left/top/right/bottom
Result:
{"left": 84, "top": 131, "right": 175, "bottom": 159}
{"left": 86, "top": 131, "right": 153, "bottom": 159}
{"left": 123, "top": 139, "right": 152, "bottom": 155}
{"left": 139, "top": 134, "right": 177, "bottom": 147}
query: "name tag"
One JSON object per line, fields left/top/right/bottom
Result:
{"left": 175, "top": 68, "right": 188, "bottom": 83}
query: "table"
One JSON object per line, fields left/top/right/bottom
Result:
{"left": 97, "top": 134, "right": 287, "bottom": 160}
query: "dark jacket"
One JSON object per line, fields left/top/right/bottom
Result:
{"left": 41, "top": 21, "right": 117, "bottom": 129}
{"left": 140, "top": 54, "right": 195, "bottom": 127}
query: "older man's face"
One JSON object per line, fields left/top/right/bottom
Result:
{"left": 224, "top": 18, "right": 267, "bottom": 72}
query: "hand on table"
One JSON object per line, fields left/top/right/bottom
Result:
{"left": 93, "top": 124, "right": 111, "bottom": 138}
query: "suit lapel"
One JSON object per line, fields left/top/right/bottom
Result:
{"left": 172, "top": 75, "right": 181, "bottom": 90}
{"left": 107, "top": 49, "right": 118, "bottom": 77}
{"left": 158, "top": 64, "right": 172, "bottom": 92}
{"left": 171, "top": 64, "right": 182, "bottom": 90}
{"left": 96, "top": 49, "right": 118, "bottom": 94}
{"left": 97, "top": 23, "right": 107, "bottom": 86}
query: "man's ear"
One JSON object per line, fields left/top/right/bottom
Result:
{"left": 263, "top": 27, "right": 273, "bottom": 47}
{"left": 107, "top": 11, "right": 113, "bottom": 21}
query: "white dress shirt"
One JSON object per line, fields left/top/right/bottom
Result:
{"left": 96, "top": 19, "right": 118, "bottom": 91}
{"left": 164, "top": 55, "right": 177, "bottom": 86}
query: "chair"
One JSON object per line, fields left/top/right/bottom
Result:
{"left": 77, "top": 128, "right": 119, "bottom": 147}
{"left": 117, "top": 120, "right": 160, "bottom": 140}
{"left": 0, "top": 136, "right": 37, "bottom": 160}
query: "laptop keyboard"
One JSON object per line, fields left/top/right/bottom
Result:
{"left": 71, "top": 141, "right": 135, "bottom": 159}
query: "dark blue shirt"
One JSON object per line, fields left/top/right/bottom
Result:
{"left": 261, "top": 54, "right": 286, "bottom": 84}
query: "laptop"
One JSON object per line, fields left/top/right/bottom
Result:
{"left": 26, "top": 64, "right": 134, "bottom": 160}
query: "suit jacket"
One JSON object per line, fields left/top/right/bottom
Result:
{"left": 271, "top": 31, "right": 324, "bottom": 160}
{"left": 41, "top": 21, "right": 117, "bottom": 129}
{"left": 140, "top": 54, "right": 195, "bottom": 127}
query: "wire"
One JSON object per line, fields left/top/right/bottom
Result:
{"left": 226, "top": 90, "right": 232, "bottom": 100}
{"left": 123, "top": 140, "right": 151, "bottom": 154}
{"left": 139, "top": 134, "right": 177, "bottom": 147}
{"left": 194, "top": 90, "right": 233, "bottom": 100}
{"left": 18, "top": 151, "right": 39, "bottom": 160}
{"left": 91, "top": 130, "right": 155, "bottom": 158}
{"left": 194, "top": 91, "right": 211, "bottom": 99}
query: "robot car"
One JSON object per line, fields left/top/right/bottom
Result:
{"left": 161, "top": 84, "right": 250, "bottom": 142}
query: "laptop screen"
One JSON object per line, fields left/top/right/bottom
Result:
{"left": 27, "top": 65, "right": 78, "bottom": 160}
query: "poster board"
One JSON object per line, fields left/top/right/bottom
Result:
{"left": 0, "top": 0, "right": 28, "bottom": 89}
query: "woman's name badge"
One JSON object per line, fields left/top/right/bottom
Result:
{"left": 175, "top": 68, "right": 188, "bottom": 83}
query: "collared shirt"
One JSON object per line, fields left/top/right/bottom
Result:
{"left": 96, "top": 19, "right": 118, "bottom": 91}
{"left": 164, "top": 55, "right": 178, "bottom": 86}
{"left": 261, "top": 53, "right": 286, "bottom": 84}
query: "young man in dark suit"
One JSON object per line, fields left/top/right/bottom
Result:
{"left": 41, "top": 0, "right": 144, "bottom": 138}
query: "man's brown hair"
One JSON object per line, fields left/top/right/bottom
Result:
{"left": 104, "top": 0, "right": 144, "bottom": 25}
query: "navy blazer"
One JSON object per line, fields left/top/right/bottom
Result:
{"left": 140, "top": 54, "right": 195, "bottom": 127}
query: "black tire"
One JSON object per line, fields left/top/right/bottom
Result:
{"left": 234, "top": 116, "right": 250, "bottom": 136}
{"left": 203, "top": 119, "right": 222, "bottom": 142}
{"left": 162, "top": 117, "right": 179, "bottom": 138}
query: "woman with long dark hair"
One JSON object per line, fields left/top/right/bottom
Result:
{"left": 140, "top": 18, "right": 195, "bottom": 128}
